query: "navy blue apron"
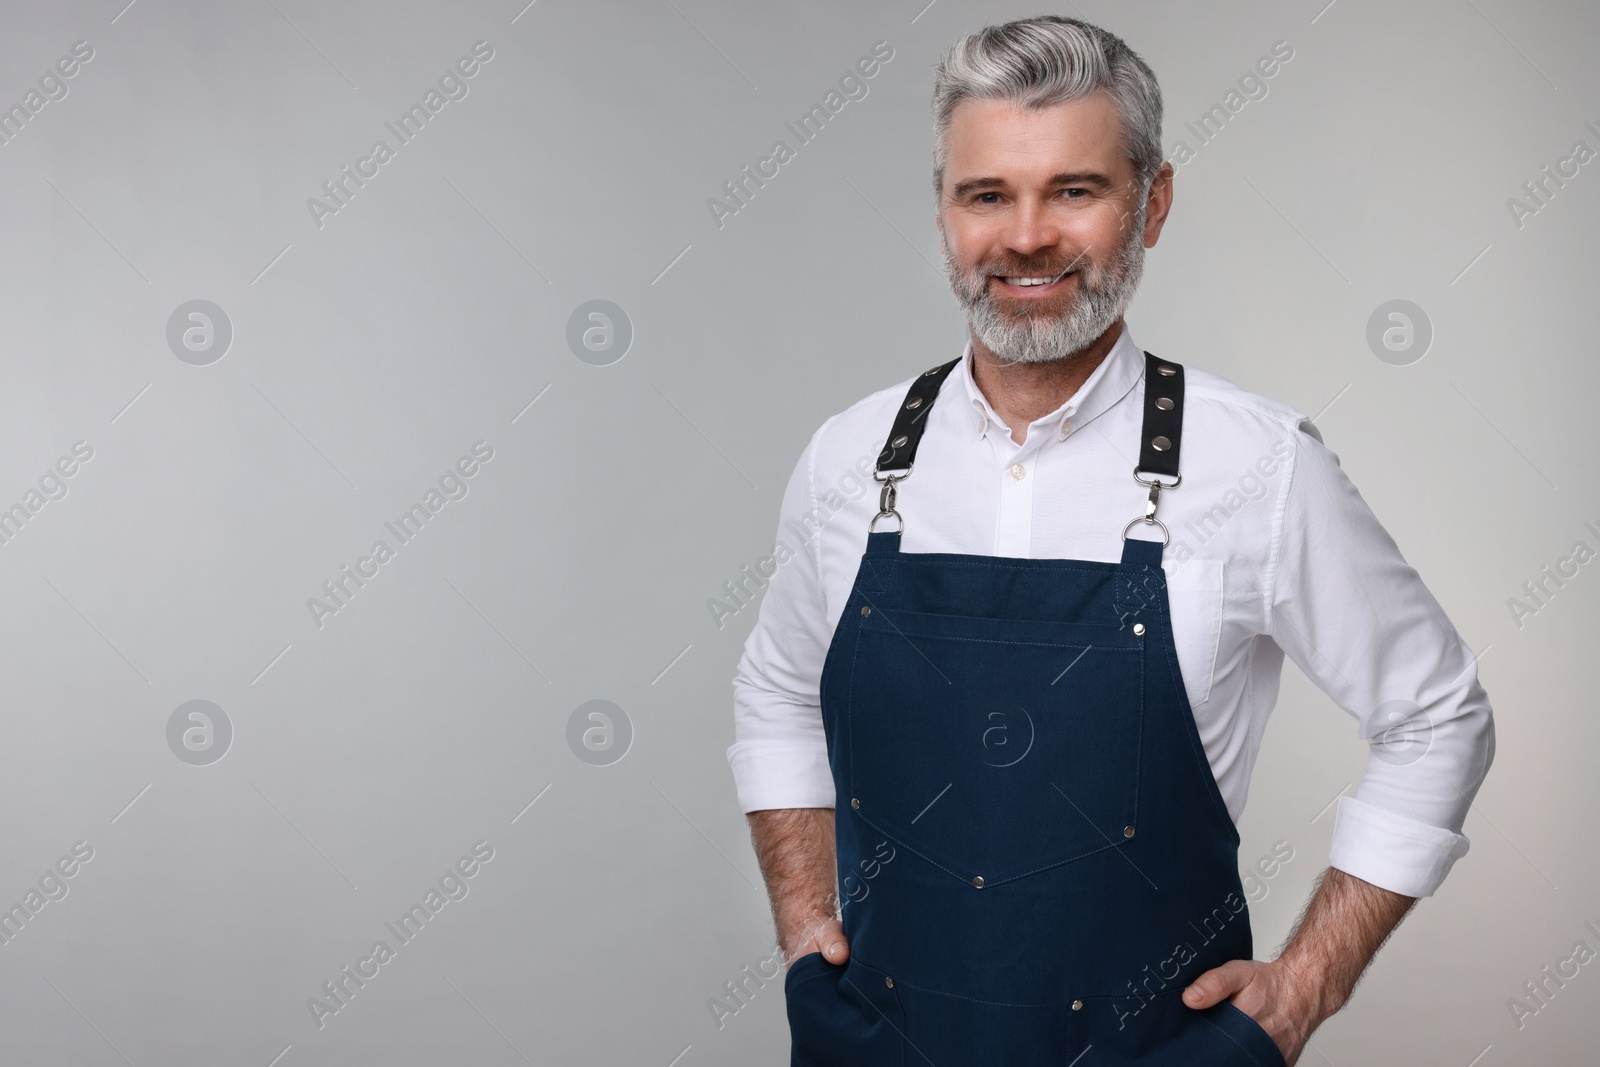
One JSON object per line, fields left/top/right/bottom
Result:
{"left": 786, "top": 353, "right": 1288, "bottom": 1066}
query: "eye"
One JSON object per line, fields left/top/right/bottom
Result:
{"left": 974, "top": 192, "right": 1002, "bottom": 204}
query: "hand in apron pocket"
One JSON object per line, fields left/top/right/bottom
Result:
{"left": 1198, "top": 1000, "right": 1290, "bottom": 1067}
{"left": 785, "top": 951, "right": 906, "bottom": 1067}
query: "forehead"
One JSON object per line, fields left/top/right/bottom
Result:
{"left": 943, "top": 94, "right": 1130, "bottom": 185}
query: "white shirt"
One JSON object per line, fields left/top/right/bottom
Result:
{"left": 725, "top": 323, "right": 1495, "bottom": 899}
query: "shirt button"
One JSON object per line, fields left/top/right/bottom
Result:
{"left": 1009, "top": 463, "right": 1026, "bottom": 480}
{"left": 1072, "top": 999, "right": 1084, "bottom": 1011}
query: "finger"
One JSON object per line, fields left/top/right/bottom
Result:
{"left": 1183, "top": 960, "right": 1251, "bottom": 1008}
{"left": 793, "top": 914, "right": 834, "bottom": 950}
{"left": 822, "top": 922, "right": 850, "bottom": 963}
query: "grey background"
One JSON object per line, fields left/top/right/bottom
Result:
{"left": 0, "top": 0, "right": 1593, "bottom": 1063}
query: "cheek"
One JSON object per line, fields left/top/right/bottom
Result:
{"left": 946, "top": 221, "right": 1014, "bottom": 270}
{"left": 1072, "top": 199, "right": 1138, "bottom": 243}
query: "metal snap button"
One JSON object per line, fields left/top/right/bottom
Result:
{"left": 1132, "top": 622, "right": 1145, "bottom": 636}
{"left": 1072, "top": 999, "right": 1084, "bottom": 1011}
{"left": 1123, "top": 825, "right": 1136, "bottom": 838}
{"left": 1157, "top": 364, "right": 1177, "bottom": 377}
{"left": 891, "top": 434, "right": 909, "bottom": 448}
{"left": 1155, "top": 396, "right": 1174, "bottom": 411}
{"left": 905, "top": 396, "right": 924, "bottom": 410}
{"left": 885, "top": 977, "right": 895, "bottom": 988}
{"left": 1151, "top": 435, "right": 1172, "bottom": 451}
{"left": 851, "top": 797, "right": 860, "bottom": 810}
{"left": 861, "top": 606, "right": 871, "bottom": 617}
{"left": 972, "top": 875, "right": 985, "bottom": 889}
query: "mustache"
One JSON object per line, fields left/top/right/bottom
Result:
{"left": 976, "top": 246, "right": 1094, "bottom": 278}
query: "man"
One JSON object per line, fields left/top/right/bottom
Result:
{"left": 727, "top": 15, "right": 1494, "bottom": 1065}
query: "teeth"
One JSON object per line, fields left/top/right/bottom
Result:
{"left": 1001, "top": 272, "right": 1071, "bottom": 287}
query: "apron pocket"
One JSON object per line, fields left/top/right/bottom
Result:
{"left": 1086, "top": 990, "right": 1288, "bottom": 1066}
{"left": 846, "top": 609, "right": 1144, "bottom": 886}
{"left": 1200, "top": 1001, "right": 1289, "bottom": 1067}
{"left": 786, "top": 953, "right": 906, "bottom": 1067}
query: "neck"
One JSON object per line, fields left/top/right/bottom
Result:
{"left": 969, "top": 318, "right": 1124, "bottom": 445}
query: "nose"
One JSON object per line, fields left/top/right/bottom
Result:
{"left": 1002, "top": 197, "right": 1062, "bottom": 259}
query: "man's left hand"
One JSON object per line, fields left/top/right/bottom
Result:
{"left": 1182, "top": 958, "right": 1327, "bottom": 1066}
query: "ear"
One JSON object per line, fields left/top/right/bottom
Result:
{"left": 1142, "top": 162, "right": 1176, "bottom": 248}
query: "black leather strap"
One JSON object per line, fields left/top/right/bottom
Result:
{"left": 1136, "top": 351, "right": 1184, "bottom": 480}
{"left": 875, "top": 358, "right": 961, "bottom": 475}
{"left": 873, "top": 350, "right": 1184, "bottom": 482}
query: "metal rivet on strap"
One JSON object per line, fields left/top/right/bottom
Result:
{"left": 905, "top": 396, "right": 924, "bottom": 410}
{"left": 851, "top": 797, "right": 860, "bottom": 809}
{"left": 891, "top": 434, "right": 909, "bottom": 448}
{"left": 1155, "top": 396, "right": 1174, "bottom": 411}
{"left": 1132, "top": 622, "right": 1145, "bottom": 636}
{"left": 1157, "top": 364, "right": 1177, "bottom": 376}
{"left": 924, "top": 365, "right": 941, "bottom": 375}
{"left": 885, "top": 977, "right": 895, "bottom": 988}
{"left": 1123, "top": 825, "right": 1136, "bottom": 838}
{"left": 1072, "top": 999, "right": 1084, "bottom": 1011}
{"left": 861, "top": 606, "right": 871, "bottom": 617}
{"left": 972, "top": 875, "right": 985, "bottom": 889}
{"left": 1151, "top": 435, "right": 1171, "bottom": 451}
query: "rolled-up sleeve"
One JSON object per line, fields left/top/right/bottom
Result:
{"left": 1267, "top": 417, "right": 1495, "bottom": 898}
{"left": 726, "top": 421, "right": 840, "bottom": 814}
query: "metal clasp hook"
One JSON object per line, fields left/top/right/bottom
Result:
{"left": 1122, "top": 469, "right": 1181, "bottom": 545}
{"left": 870, "top": 472, "right": 905, "bottom": 533}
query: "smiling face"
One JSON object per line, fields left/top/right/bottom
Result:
{"left": 937, "top": 92, "right": 1171, "bottom": 364}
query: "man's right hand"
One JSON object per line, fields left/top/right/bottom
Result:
{"left": 787, "top": 913, "right": 850, "bottom": 969}
{"left": 745, "top": 808, "right": 851, "bottom": 971}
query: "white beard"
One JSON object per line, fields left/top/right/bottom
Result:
{"left": 943, "top": 206, "right": 1147, "bottom": 365}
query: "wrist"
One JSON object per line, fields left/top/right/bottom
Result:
{"left": 778, "top": 896, "right": 840, "bottom": 959}
{"left": 1273, "top": 952, "right": 1346, "bottom": 1021}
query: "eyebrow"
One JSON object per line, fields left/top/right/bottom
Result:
{"left": 949, "top": 171, "right": 1117, "bottom": 200}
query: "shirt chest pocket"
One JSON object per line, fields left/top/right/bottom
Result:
{"left": 1161, "top": 558, "right": 1224, "bottom": 708}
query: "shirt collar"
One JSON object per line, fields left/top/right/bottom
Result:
{"left": 957, "top": 323, "right": 1145, "bottom": 441}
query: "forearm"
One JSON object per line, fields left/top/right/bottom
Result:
{"left": 746, "top": 807, "right": 838, "bottom": 959}
{"left": 1275, "top": 866, "right": 1417, "bottom": 1016}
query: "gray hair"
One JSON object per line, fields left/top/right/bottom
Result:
{"left": 930, "top": 15, "right": 1164, "bottom": 203}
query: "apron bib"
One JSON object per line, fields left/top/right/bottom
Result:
{"left": 786, "top": 353, "right": 1287, "bottom": 1066}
